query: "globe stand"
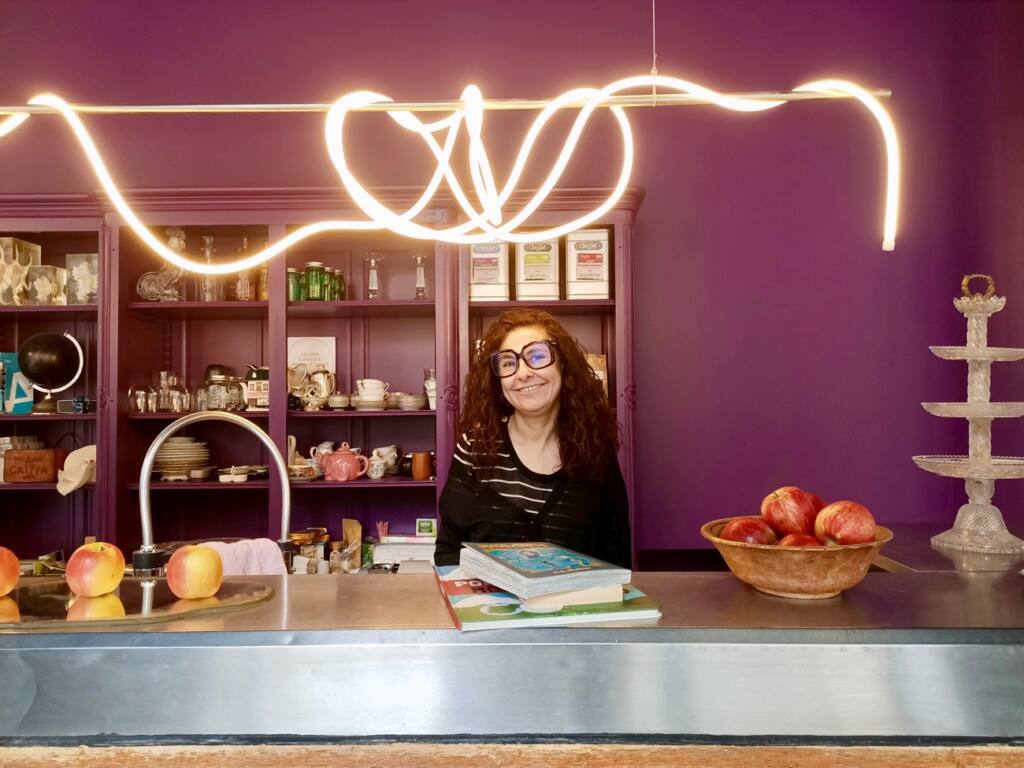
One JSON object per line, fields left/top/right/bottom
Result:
{"left": 17, "top": 330, "right": 85, "bottom": 418}
{"left": 32, "top": 390, "right": 58, "bottom": 414}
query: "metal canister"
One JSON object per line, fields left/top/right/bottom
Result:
{"left": 304, "top": 261, "right": 326, "bottom": 301}
{"left": 287, "top": 268, "right": 302, "bottom": 302}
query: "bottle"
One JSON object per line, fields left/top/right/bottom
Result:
{"left": 198, "top": 236, "right": 220, "bottom": 302}
{"left": 306, "top": 555, "right": 319, "bottom": 575}
{"left": 336, "top": 268, "right": 347, "bottom": 301}
{"left": 329, "top": 541, "right": 344, "bottom": 574}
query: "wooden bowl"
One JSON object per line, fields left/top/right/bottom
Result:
{"left": 700, "top": 517, "right": 893, "bottom": 599}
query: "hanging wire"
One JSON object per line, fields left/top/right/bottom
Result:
{"left": 650, "top": 0, "right": 659, "bottom": 106}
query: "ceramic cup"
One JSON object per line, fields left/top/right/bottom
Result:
{"left": 367, "top": 456, "right": 388, "bottom": 480}
{"left": 356, "top": 378, "right": 389, "bottom": 398}
{"left": 411, "top": 451, "right": 432, "bottom": 481}
{"left": 327, "top": 393, "right": 349, "bottom": 409}
{"left": 372, "top": 444, "right": 400, "bottom": 467}
{"left": 309, "top": 441, "right": 335, "bottom": 461}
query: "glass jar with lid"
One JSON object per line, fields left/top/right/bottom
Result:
{"left": 304, "top": 262, "right": 327, "bottom": 301}
{"left": 205, "top": 375, "right": 231, "bottom": 411}
{"left": 335, "top": 268, "right": 347, "bottom": 301}
{"left": 287, "top": 268, "right": 303, "bottom": 302}
{"left": 226, "top": 377, "right": 246, "bottom": 411}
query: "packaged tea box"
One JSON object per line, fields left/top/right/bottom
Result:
{"left": 65, "top": 253, "right": 99, "bottom": 304}
{"left": 566, "top": 229, "right": 610, "bottom": 300}
{"left": 515, "top": 238, "right": 560, "bottom": 300}
{"left": 469, "top": 241, "right": 510, "bottom": 302}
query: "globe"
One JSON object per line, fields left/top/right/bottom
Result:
{"left": 17, "top": 332, "right": 82, "bottom": 391}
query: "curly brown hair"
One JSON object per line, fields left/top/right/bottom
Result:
{"left": 459, "top": 309, "right": 619, "bottom": 480}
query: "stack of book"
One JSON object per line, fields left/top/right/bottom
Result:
{"left": 371, "top": 533, "right": 436, "bottom": 566}
{"left": 436, "top": 542, "right": 661, "bottom": 631}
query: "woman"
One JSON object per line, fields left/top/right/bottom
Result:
{"left": 434, "top": 309, "right": 631, "bottom": 568}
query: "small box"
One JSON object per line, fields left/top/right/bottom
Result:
{"left": 515, "top": 239, "right": 560, "bottom": 300}
{"left": 566, "top": 229, "right": 610, "bottom": 300}
{"left": 3, "top": 448, "right": 68, "bottom": 483}
{"left": 245, "top": 379, "right": 270, "bottom": 410}
{"left": 65, "top": 253, "right": 99, "bottom": 305}
{"left": 469, "top": 242, "right": 510, "bottom": 302}
{"left": 0, "top": 237, "right": 40, "bottom": 306}
{"left": 26, "top": 265, "right": 61, "bottom": 305}
{"left": 416, "top": 518, "right": 438, "bottom": 537}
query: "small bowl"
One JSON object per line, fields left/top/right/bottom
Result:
{"left": 700, "top": 517, "right": 893, "bottom": 599}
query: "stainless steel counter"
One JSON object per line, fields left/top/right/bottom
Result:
{"left": 2, "top": 570, "right": 1023, "bottom": 742}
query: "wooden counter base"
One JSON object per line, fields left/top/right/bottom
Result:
{"left": 2, "top": 743, "right": 1024, "bottom": 768}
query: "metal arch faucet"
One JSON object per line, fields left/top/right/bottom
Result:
{"left": 132, "top": 410, "right": 292, "bottom": 573}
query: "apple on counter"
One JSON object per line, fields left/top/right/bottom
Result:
{"left": 0, "top": 546, "right": 18, "bottom": 597}
{"left": 165, "top": 545, "right": 224, "bottom": 600}
{"left": 66, "top": 542, "right": 126, "bottom": 597}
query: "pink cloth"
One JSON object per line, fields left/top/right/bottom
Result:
{"left": 199, "top": 538, "right": 288, "bottom": 576}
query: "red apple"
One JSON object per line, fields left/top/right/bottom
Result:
{"left": 66, "top": 542, "right": 125, "bottom": 597}
{"left": 814, "top": 500, "right": 877, "bottom": 545}
{"left": 760, "top": 486, "right": 818, "bottom": 537}
{"left": 0, "top": 546, "right": 18, "bottom": 597}
{"left": 66, "top": 592, "right": 126, "bottom": 622}
{"left": 720, "top": 517, "right": 778, "bottom": 545}
{"left": 0, "top": 596, "right": 20, "bottom": 624}
{"left": 165, "top": 545, "right": 223, "bottom": 600}
{"left": 778, "top": 533, "right": 824, "bottom": 547}
{"left": 807, "top": 492, "right": 826, "bottom": 513}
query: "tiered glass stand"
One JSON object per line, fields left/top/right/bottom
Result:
{"left": 913, "top": 274, "right": 1024, "bottom": 555}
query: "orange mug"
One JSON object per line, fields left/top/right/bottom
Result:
{"left": 411, "top": 451, "right": 432, "bottom": 481}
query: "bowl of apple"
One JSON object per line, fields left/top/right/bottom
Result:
{"left": 700, "top": 486, "right": 893, "bottom": 599}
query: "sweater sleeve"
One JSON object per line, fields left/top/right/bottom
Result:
{"left": 593, "top": 456, "right": 632, "bottom": 569}
{"left": 434, "top": 439, "right": 475, "bottom": 566}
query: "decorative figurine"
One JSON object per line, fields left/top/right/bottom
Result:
{"left": 136, "top": 228, "right": 185, "bottom": 302}
{"left": 914, "top": 274, "right": 1024, "bottom": 556}
{"left": 412, "top": 250, "right": 428, "bottom": 300}
{"left": 366, "top": 251, "right": 385, "bottom": 300}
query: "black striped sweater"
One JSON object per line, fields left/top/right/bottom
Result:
{"left": 435, "top": 429, "right": 632, "bottom": 568}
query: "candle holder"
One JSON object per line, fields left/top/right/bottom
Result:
{"left": 914, "top": 274, "right": 1024, "bottom": 555}
{"left": 366, "top": 251, "right": 385, "bottom": 300}
{"left": 412, "top": 250, "right": 428, "bottom": 300}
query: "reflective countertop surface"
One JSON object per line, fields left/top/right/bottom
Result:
{"left": 2, "top": 569, "right": 1022, "bottom": 636}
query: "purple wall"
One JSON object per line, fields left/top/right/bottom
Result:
{"left": 2, "top": 0, "right": 1021, "bottom": 548}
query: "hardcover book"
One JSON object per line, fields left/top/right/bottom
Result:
{"left": 458, "top": 542, "right": 631, "bottom": 599}
{"left": 435, "top": 565, "right": 660, "bottom": 631}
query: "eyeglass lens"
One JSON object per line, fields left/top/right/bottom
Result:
{"left": 492, "top": 341, "right": 554, "bottom": 377}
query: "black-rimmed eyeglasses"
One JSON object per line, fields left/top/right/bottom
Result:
{"left": 489, "top": 339, "right": 558, "bottom": 378}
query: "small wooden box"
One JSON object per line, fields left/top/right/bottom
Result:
{"left": 3, "top": 449, "right": 68, "bottom": 483}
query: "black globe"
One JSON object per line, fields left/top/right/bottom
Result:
{"left": 17, "top": 333, "right": 81, "bottom": 391}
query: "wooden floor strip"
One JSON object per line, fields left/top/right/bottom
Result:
{"left": 1, "top": 743, "right": 1023, "bottom": 768}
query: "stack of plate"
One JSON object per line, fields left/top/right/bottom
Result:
{"left": 351, "top": 395, "right": 387, "bottom": 411}
{"left": 154, "top": 437, "right": 211, "bottom": 481}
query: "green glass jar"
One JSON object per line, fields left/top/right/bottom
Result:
{"left": 304, "top": 261, "right": 326, "bottom": 301}
{"left": 325, "top": 268, "right": 337, "bottom": 302}
{"left": 286, "top": 268, "right": 303, "bottom": 302}
{"left": 335, "top": 268, "right": 347, "bottom": 301}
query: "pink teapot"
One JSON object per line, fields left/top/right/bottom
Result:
{"left": 316, "top": 442, "right": 368, "bottom": 482}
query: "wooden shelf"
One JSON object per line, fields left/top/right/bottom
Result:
{"left": 289, "top": 409, "right": 435, "bottom": 418}
{"left": 127, "top": 301, "right": 268, "bottom": 320}
{"left": 130, "top": 478, "right": 436, "bottom": 490}
{"left": 0, "top": 483, "right": 94, "bottom": 491}
{"left": 0, "top": 304, "right": 98, "bottom": 320}
{"left": 126, "top": 412, "right": 269, "bottom": 420}
{"left": 129, "top": 480, "right": 271, "bottom": 490}
{"left": 468, "top": 299, "right": 615, "bottom": 316}
{"left": 0, "top": 413, "right": 96, "bottom": 422}
{"left": 288, "top": 300, "right": 434, "bottom": 319}
{"left": 290, "top": 478, "right": 437, "bottom": 489}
